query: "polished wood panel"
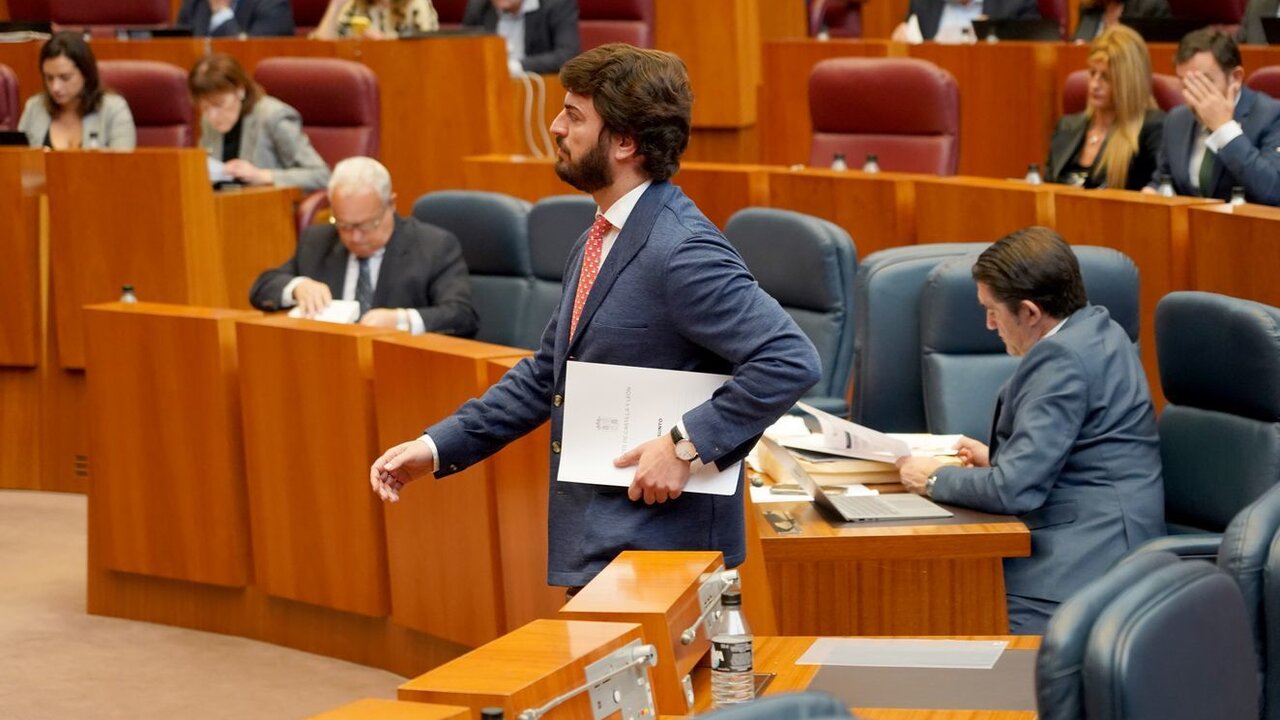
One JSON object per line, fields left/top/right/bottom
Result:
{"left": 561, "top": 551, "right": 726, "bottom": 716}
{"left": 462, "top": 154, "right": 577, "bottom": 202}
{"left": 308, "top": 700, "right": 470, "bottom": 720}
{"left": 914, "top": 176, "right": 1054, "bottom": 243}
{"left": 655, "top": 0, "right": 759, "bottom": 129}
{"left": 1053, "top": 188, "right": 1219, "bottom": 408}
{"left": 371, "top": 334, "right": 528, "bottom": 647}
{"left": 1188, "top": 203, "right": 1280, "bottom": 308}
{"left": 862, "top": 0, "right": 912, "bottom": 39}
{"left": 0, "top": 148, "right": 42, "bottom": 367}
{"left": 46, "top": 149, "right": 227, "bottom": 369}
{"left": 237, "top": 316, "right": 397, "bottom": 616}
{"left": 399, "top": 619, "right": 646, "bottom": 717}
{"left": 84, "top": 303, "right": 259, "bottom": 586}
{"left": 485, "top": 356, "right": 565, "bottom": 630}
{"left": 767, "top": 167, "right": 916, "bottom": 257}
{"left": 214, "top": 186, "right": 298, "bottom": 311}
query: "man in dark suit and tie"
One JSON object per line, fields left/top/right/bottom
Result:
{"left": 462, "top": 0, "right": 580, "bottom": 74}
{"left": 176, "top": 0, "right": 296, "bottom": 37}
{"left": 891, "top": 0, "right": 1039, "bottom": 42}
{"left": 1146, "top": 28, "right": 1280, "bottom": 205}
{"left": 371, "top": 44, "right": 821, "bottom": 589}
{"left": 897, "top": 227, "right": 1165, "bottom": 635}
{"left": 1241, "top": 0, "right": 1280, "bottom": 45}
{"left": 248, "top": 156, "right": 479, "bottom": 338}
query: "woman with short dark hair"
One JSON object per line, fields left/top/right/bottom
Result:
{"left": 17, "top": 31, "right": 136, "bottom": 149}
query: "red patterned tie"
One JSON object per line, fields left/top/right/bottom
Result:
{"left": 569, "top": 214, "right": 612, "bottom": 339}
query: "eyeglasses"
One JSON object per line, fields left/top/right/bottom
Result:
{"left": 330, "top": 206, "right": 389, "bottom": 234}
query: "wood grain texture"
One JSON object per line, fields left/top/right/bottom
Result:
{"left": 1188, "top": 203, "right": 1280, "bottom": 309}
{"left": 767, "top": 168, "right": 917, "bottom": 258}
{"left": 46, "top": 149, "right": 227, "bottom": 369}
{"left": 371, "top": 334, "right": 528, "bottom": 647}
{"left": 214, "top": 186, "right": 298, "bottom": 311}
{"left": 85, "top": 303, "right": 259, "bottom": 587}
{"left": 398, "top": 619, "right": 646, "bottom": 718}
{"left": 0, "top": 367, "right": 41, "bottom": 490}
{"left": 739, "top": 482, "right": 779, "bottom": 636}
{"left": 560, "top": 551, "right": 726, "bottom": 716}
{"left": 485, "top": 357, "right": 566, "bottom": 631}
{"left": 308, "top": 700, "right": 470, "bottom": 720}
{"left": 0, "top": 149, "right": 43, "bottom": 367}
{"left": 914, "top": 176, "right": 1054, "bottom": 244}
{"left": 655, "top": 0, "right": 759, "bottom": 128}
{"left": 861, "top": 0, "right": 912, "bottom": 39}
{"left": 237, "top": 316, "right": 397, "bottom": 616}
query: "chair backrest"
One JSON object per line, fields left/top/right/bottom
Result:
{"left": 1157, "top": 291, "right": 1280, "bottom": 534}
{"left": 725, "top": 208, "right": 857, "bottom": 416}
{"left": 695, "top": 691, "right": 853, "bottom": 720}
{"left": 7, "top": 0, "right": 50, "bottom": 21}
{"left": 98, "top": 60, "right": 193, "bottom": 147}
{"left": 292, "top": 0, "right": 330, "bottom": 35}
{"left": 1249, "top": 67, "right": 1280, "bottom": 101}
{"left": 919, "top": 246, "right": 1140, "bottom": 442}
{"left": 1082, "top": 560, "right": 1258, "bottom": 720}
{"left": 50, "top": 0, "right": 168, "bottom": 26}
{"left": 851, "top": 243, "right": 985, "bottom": 432}
{"left": 809, "top": 0, "right": 862, "bottom": 38}
{"left": 0, "top": 64, "right": 18, "bottom": 132}
{"left": 1062, "top": 69, "right": 1185, "bottom": 114}
{"left": 808, "top": 57, "right": 959, "bottom": 175}
{"left": 434, "top": 0, "right": 469, "bottom": 26}
{"left": 253, "top": 58, "right": 380, "bottom": 167}
{"left": 1038, "top": 0, "right": 1068, "bottom": 39}
{"left": 413, "top": 191, "right": 533, "bottom": 348}
{"left": 1037, "top": 551, "right": 1181, "bottom": 720}
{"left": 578, "top": 0, "right": 654, "bottom": 49}
{"left": 1166, "top": 0, "right": 1246, "bottom": 24}
{"left": 523, "top": 194, "right": 595, "bottom": 351}
{"left": 1217, "top": 484, "right": 1280, "bottom": 690}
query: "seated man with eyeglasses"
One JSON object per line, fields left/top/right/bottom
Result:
{"left": 248, "top": 156, "right": 479, "bottom": 337}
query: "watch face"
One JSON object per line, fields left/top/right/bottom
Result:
{"left": 675, "top": 440, "right": 698, "bottom": 461}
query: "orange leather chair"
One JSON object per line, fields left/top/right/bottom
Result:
{"left": 291, "top": 0, "right": 328, "bottom": 35}
{"left": 7, "top": 0, "right": 50, "bottom": 21}
{"left": 50, "top": 0, "right": 169, "bottom": 35}
{"left": 98, "top": 60, "right": 194, "bottom": 147}
{"left": 1038, "top": 0, "right": 1068, "bottom": 39}
{"left": 1247, "top": 67, "right": 1280, "bottom": 102}
{"left": 579, "top": 0, "right": 653, "bottom": 49}
{"left": 809, "top": 0, "right": 862, "bottom": 38}
{"left": 808, "top": 58, "right": 959, "bottom": 175}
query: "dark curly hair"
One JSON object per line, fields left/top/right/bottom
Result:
{"left": 559, "top": 43, "right": 692, "bottom": 182}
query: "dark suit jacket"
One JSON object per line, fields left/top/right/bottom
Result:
{"left": 463, "top": 0, "right": 580, "bottom": 74}
{"left": 1150, "top": 86, "right": 1280, "bottom": 204}
{"left": 906, "top": 0, "right": 1039, "bottom": 40}
{"left": 426, "top": 181, "right": 822, "bottom": 587}
{"left": 1072, "top": 0, "right": 1169, "bottom": 41}
{"left": 176, "top": 0, "right": 295, "bottom": 37}
{"left": 932, "top": 306, "right": 1165, "bottom": 603}
{"left": 248, "top": 216, "right": 479, "bottom": 337}
{"left": 1241, "top": 0, "right": 1280, "bottom": 44}
{"left": 1045, "top": 108, "right": 1164, "bottom": 190}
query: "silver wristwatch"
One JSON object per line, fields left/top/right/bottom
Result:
{"left": 670, "top": 425, "right": 699, "bottom": 462}
{"left": 925, "top": 474, "right": 938, "bottom": 498}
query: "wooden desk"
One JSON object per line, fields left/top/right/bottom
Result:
{"left": 913, "top": 176, "right": 1054, "bottom": 244}
{"left": 1188, "top": 203, "right": 1280, "bottom": 308}
{"left": 0, "top": 148, "right": 43, "bottom": 491}
{"left": 308, "top": 700, "right": 469, "bottom": 720}
{"left": 213, "top": 186, "right": 298, "bottom": 311}
{"left": 766, "top": 167, "right": 917, "bottom": 257}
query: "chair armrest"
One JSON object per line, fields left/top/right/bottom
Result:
{"left": 1126, "top": 534, "right": 1223, "bottom": 562}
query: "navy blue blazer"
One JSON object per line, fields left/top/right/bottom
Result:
{"left": 427, "top": 181, "right": 821, "bottom": 587}
{"left": 463, "top": 0, "right": 580, "bottom": 74}
{"left": 932, "top": 305, "right": 1165, "bottom": 604}
{"left": 1150, "top": 85, "right": 1280, "bottom": 205}
{"left": 176, "top": 0, "right": 295, "bottom": 37}
{"left": 906, "top": 0, "right": 1039, "bottom": 40}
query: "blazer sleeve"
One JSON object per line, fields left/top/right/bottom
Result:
{"left": 1008, "top": 0, "right": 1042, "bottom": 19}
{"left": 213, "top": 0, "right": 296, "bottom": 36}
{"left": 248, "top": 241, "right": 305, "bottom": 311}
{"left": 263, "top": 104, "right": 332, "bottom": 191}
{"left": 101, "top": 94, "right": 137, "bottom": 150}
{"left": 931, "top": 341, "right": 1088, "bottom": 516}
{"left": 1215, "top": 101, "right": 1280, "bottom": 205}
{"left": 521, "top": 0, "right": 580, "bottom": 74}
{"left": 1127, "top": 111, "right": 1164, "bottom": 191}
{"left": 176, "top": 0, "right": 196, "bottom": 26}
{"left": 17, "top": 96, "right": 43, "bottom": 148}
{"left": 415, "top": 229, "right": 480, "bottom": 337}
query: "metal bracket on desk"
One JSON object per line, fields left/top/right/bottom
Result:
{"left": 679, "top": 568, "right": 740, "bottom": 645}
{"left": 516, "top": 641, "right": 657, "bottom": 720}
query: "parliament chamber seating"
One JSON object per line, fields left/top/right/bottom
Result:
{"left": 807, "top": 58, "right": 960, "bottom": 175}
{"left": 0, "top": 63, "right": 17, "bottom": 131}
{"left": 1154, "top": 291, "right": 1280, "bottom": 534}
{"left": 578, "top": 0, "right": 654, "bottom": 50}
{"left": 50, "top": 0, "right": 169, "bottom": 34}
{"left": 433, "top": 0, "right": 468, "bottom": 27}
{"left": 522, "top": 193, "right": 594, "bottom": 350}
{"left": 808, "top": 0, "right": 862, "bottom": 38}
{"left": 724, "top": 207, "right": 857, "bottom": 416}
{"left": 1166, "top": 0, "right": 1246, "bottom": 25}
{"left": 1038, "top": 0, "right": 1068, "bottom": 39}
{"left": 919, "top": 246, "right": 1141, "bottom": 441}
{"left": 5, "top": 0, "right": 49, "bottom": 21}
{"left": 291, "top": 0, "right": 328, "bottom": 36}
{"left": 413, "top": 190, "right": 534, "bottom": 347}
{"left": 98, "top": 60, "right": 193, "bottom": 147}
{"left": 1249, "top": 66, "right": 1280, "bottom": 101}
{"left": 1061, "top": 70, "right": 1185, "bottom": 114}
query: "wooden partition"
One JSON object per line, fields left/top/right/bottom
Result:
{"left": 767, "top": 167, "right": 917, "bottom": 257}
{"left": 214, "top": 186, "right": 298, "bottom": 310}
{"left": 914, "top": 176, "right": 1054, "bottom": 243}
{"left": 84, "top": 303, "right": 259, "bottom": 586}
{"left": 237, "top": 316, "right": 397, "bottom": 617}
{"left": 371, "top": 334, "right": 530, "bottom": 647}
{"left": 0, "top": 148, "right": 44, "bottom": 490}
{"left": 1188, "top": 203, "right": 1280, "bottom": 308}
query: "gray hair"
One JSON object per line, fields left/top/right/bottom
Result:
{"left": 328, "top": 156, "right": 393, "bottom": 204}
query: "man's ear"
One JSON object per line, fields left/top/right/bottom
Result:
{"left": 1019, "top": 299, "right": 1044, "bottom": 324}
{"left": 613, "top": 132, "right": 639, "bottom": 162}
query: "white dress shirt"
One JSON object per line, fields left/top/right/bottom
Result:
{"left": 1191, "top": 91, "right": 1244, "bottom": 193}
{"left": 934, "top": 0, "right": 984, "bottom": 44}
{"left": 497, "top": 0, "right": 539, "bottom": 74}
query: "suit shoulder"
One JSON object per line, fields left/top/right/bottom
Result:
{"left": 254, "top": 95, "right": 300, "bottom": 121}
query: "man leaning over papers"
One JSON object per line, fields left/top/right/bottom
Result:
{"left": 369, "top": 44, "right": 821, "bottom": 590}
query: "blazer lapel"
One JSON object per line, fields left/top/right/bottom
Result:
{"left": 1050, "top": 115, "right": 1086, "bottom": 182}
{"left": 371, "top": 219, "right": 407, "bottom": 306}
{"left": 240, "top": 107, "right": 262, "bottom": 164}
{"left": 321, "top": 232, "right": 350, "bottom": 297}
{"left": 1171, "top": 110, "right": 1197, "bottom": 191}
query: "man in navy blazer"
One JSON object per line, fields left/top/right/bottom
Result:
{"left": 1147, "top": 29, "right": 1280, "bottom": 205}
{"left": 176, "top": 0, "right": 296, "bottom": 37}
{"left": 463, "top": 0, "right": 581, "bottom": 74}
{"left": 898, "top": 228, "right": 1165, "bottom": 635}
{"left": 892, "top": 0, "right": 1039, "bottom": 42}
{"left": 372, "top": 44, "right": 821, "bottom": 588}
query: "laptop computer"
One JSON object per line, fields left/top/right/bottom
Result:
{"left": 758, "top": 437, "right": 953, "bottom": 523}
{"left": 970, "top": 18, "right": 1062, "bottom": 42}
{"left": 1121, "top": 17, "right": 1208, "bottom": 44}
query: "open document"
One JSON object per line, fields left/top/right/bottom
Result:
{"left": 287, "top": 299, "right": 360, "bottom": 324}
{"left": 780, "top": 402, "right": 962, "bottom": 462}
{"left": 558, "top": 361, "right": 741, "bottom": 495}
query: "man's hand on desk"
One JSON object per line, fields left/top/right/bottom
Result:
{"left": 954, "top": 436, "right": 990, "bottom": 468}
{"left": 359, "top": 308, "right": 399, "bottom": 328}
{"left": 370, "top": 439, "right": 434, "bottom": 502}
{"left": 616, "top": 435, "right": 692, "bottom": 505}
{"left": 291, "top": 278, "right": 332, "bottom": 317}
{"left": 897, "top": 456, "right": 943, "bottom": 496}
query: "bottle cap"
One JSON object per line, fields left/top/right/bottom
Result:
{"left": 122, "top": 284, "right": 135, "bottom": 293}
{"left": 480, "top": 708, "right": 504, "bottom": 719}
{"left": 866, "top": 154, "right": 878, "bottom": 162}
{"left": 721, "top": 590, "right": 742, "bottom": 607}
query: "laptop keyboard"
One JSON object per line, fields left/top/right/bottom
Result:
{"left": 831, "top": 495, "right": 900, "bottom": 517}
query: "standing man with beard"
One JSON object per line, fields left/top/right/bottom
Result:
{"left": 370, "top": 44, "right": 821, "bottom": 591}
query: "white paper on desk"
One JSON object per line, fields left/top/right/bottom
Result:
{"left": 888, "top": 433, "right": 963, "bottom": 457}
{"left": 206, "top": 155, "right": 234, "bottom": 183}
{"left": 748, "top": 483, "right": 878, "bottom": 504}
{"left": 287, "top": 299, "right": 360, "bottom": 324}
{"left": 784, "top": 401, "right": 911, "bottom": 462}
{"left": 796, "top": 638, "right": 1007, "bottom": 670}
{"left": 558, "top": 361, "right": 740, "bottom": 495}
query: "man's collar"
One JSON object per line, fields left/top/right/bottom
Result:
{"left": 599, "top": 180, "right": 653, "bottom": 231}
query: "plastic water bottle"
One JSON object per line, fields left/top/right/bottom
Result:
{"left": 710, "top": 590, "right": 754, "bottom": 707}
{"left": 1025, "top": 163, "right": 1043, "bottom": 185}
{"left": 1156, "top": 173, "right": 1175, "bottom": 197}
{"left": 480, "top": 708, "right": 504, "bottom": 719}
{"left": 120, "top": 284, "right": 138, "bottom": 303}
{"left": 830, "top": 152, "right": 848, "bottom": 172}
{"left": 816, "top": 25, "right": 830, "bottom": 41}
{"left": 862, "top": 154, "right": 880, "bottom": 174}
{"left": 1231, "top": 186, "right": 1247, "bottom": 206}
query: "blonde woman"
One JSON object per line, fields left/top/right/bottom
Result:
{"left": 311, "top": 0, "right": 439, "bottom": 39}
{"left": 1046, "top": 25, "right": 1164, "bottom": 190}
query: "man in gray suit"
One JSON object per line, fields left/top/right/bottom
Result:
{"left": 1241, "top": 0, "right": 1280, "bottom": 44}
{"left": 897, "top": 227, "right": 1165, "bottom": 635}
